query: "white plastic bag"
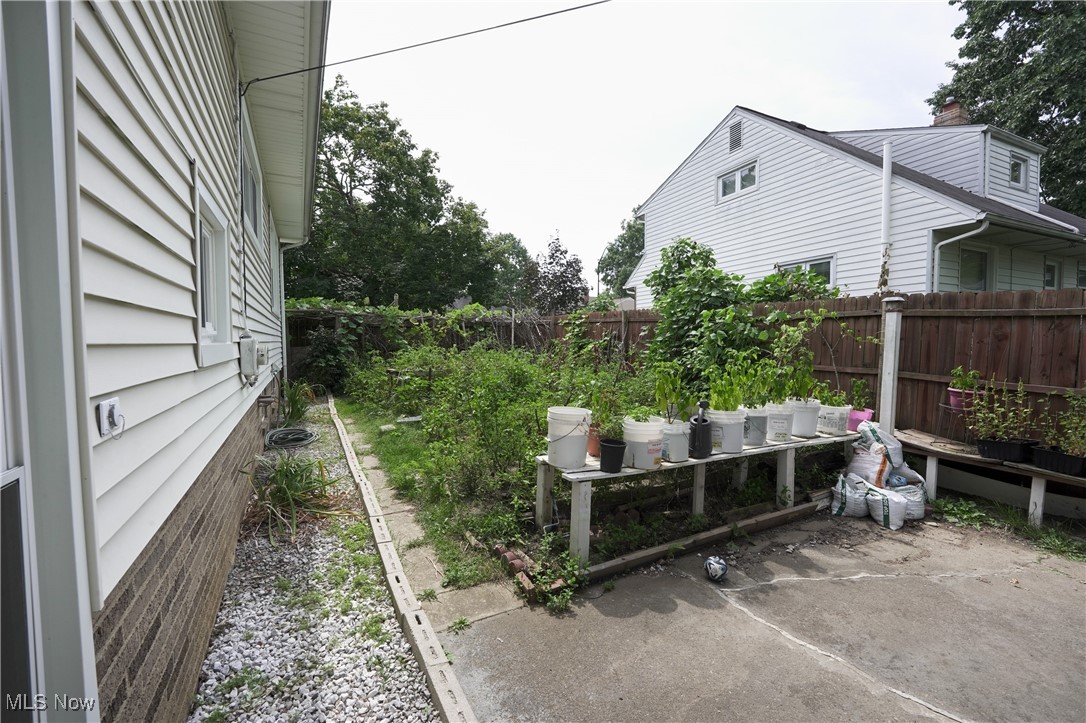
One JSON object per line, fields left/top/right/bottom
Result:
{"left": 891, "top": 462, "right": 925, "bottom": 485}
{"left": 895, "top": 484, "right": 927, "bottom": 520}
{"left": 857, "top": 420, "right": 904, "bottom": 467}
{"left": 847, "top": 442, "right": 891, "bottom": 487}
{"left": 864, "top": 483, "right": 907, "bottom": 530}
{"left": 831, "top": 474, "right": 869, "bottom": 517}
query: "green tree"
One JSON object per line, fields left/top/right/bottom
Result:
{"left": 928, "top": 0, "right": 1086, "bottom": 216}
{"left": 286, "top": 76, "right": 496, "bottom": 309}
{"left": 480, "top": 232, "right": 538, "bottom": 308}
{"left": 532, "top": 236, "right": 589, "bottom": 315}
{"left": 595, "top": 214, "right": 644, "bottom": 296}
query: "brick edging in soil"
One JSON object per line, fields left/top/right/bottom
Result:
{"left": 327, "top": 397, "right": 477, "bottom": 723}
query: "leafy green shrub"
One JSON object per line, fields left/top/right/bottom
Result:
{"left": 282, "top": 380, "right": 314, "bottom": 426}
{"left": 297, "top": 326, "right": 356, "bottom": 393}
{"left": 248, "top": 454, "right": 340, "bottom": 543}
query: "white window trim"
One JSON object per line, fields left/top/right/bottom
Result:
{"left": 195, "top": 185, "right": 234, "bottom": 367}
{"left": 1009, "top": 153, "right": 1028, "bottom": 190}
{"left": 240, "top": 104, "right": 263, "bottom": 250}
{"left": 716, "top": 158, "right": 759, "bottom": 203}
{"left": 959, "top": 241, "right": 995, "bottom": 292}
{"left": 776, "top": 255, "right": 836, "bottom": 285}
{"left": 1043, "top": 257, "right": 1062, "bottom": 290}
{"left": 1078, "top": 261, "right": 1086, "bottom": 289}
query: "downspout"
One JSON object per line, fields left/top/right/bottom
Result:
{"left": 932, "top": 219, "right": 990, "bottom": 292}
{"left": 877, "top": 141, "right": 893, "bottom": 292}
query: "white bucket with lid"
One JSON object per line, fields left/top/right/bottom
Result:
{"left": 708, "top": 409, "right": 745, "bottom": 454}
{"left": 764, "top": 403, "right": 795, "bottom": 444}
{"left": 788, "top": 398, "right": 821, "bottom": 438}
{"left": 622, "top": 417, "right": 664, "bottom": 470}
{"left": 547, "top": 406, "right": 591, "bottom": 470}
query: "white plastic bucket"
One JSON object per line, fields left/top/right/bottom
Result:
{"left": 817, "top": 405, "right": 851, "bottom": 436}
{"left": 788, "top": 398, "right": 821, "bottom": 438}
{"left": 708, "top": 409, "right": 745, "bottom": 454}
{"left": 622, "top": 417, "right": 664, "bottom": 470}
{"left": 661, "top": 421, "right": 689, "bottom": 463}
{"left": 547, "top": 406, "right": 591, "bottom": 470}
{"left": 741, "top": 405, "right": 768, "bottom": 446}
{"left": 764, "top": 403, "right": 794, "bottom": 444}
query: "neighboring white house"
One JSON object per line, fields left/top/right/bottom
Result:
{"left": 1, "top": 2, "right": 328, "bottom": 720}
{"left": 625, "top": 103, "right": 1086, "bottom": 307}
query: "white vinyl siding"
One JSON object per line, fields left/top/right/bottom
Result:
{"left": 833, "top": 127, "right": 984, "bottom": 194}
{"left": 74, "top": 1, "right": 284, "bottom": 602}
{"left": 986, "top": 136, "right": 1040, "bottom": 211}
{"left": 629, "top": 111, "right": 973, "bottom": 305}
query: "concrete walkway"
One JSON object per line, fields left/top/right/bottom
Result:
{"left": 441, "top": 515, "right": 1086, "bottom": 722}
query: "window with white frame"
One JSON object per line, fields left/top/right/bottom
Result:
{"left": 196, "top": 191, "right": 233, "bottom": 366}
{"left": 717, "top": 160, "right": 758, "bottom": 201}
{"left": 1009, "top": 154, "right": 1028, "bottom": 189}
{"left": 240, "top": 110, "right": 263, "bottom": 247}
{"left": 959, "top": 246, "right": 990, "bottom": 291}
{"left": 1043, "top": 259, "right": 1061, "bottom": 290}
{"left": 779, "top": 256, "right": 834, "bottom": 283}
{"left": 1078, "top": 261, "right": 1086, "bottom": 289}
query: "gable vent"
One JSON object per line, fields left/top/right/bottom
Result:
{"left": 729, "top": 121, "right": 742, "bottom": 152}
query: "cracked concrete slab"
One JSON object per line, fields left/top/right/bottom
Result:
{"left": 424, "top": 582, "right": 524, "bottom": 632}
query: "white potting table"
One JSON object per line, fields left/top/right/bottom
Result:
{"left": 535, "top": 432, "right": 860, "bottom": 562}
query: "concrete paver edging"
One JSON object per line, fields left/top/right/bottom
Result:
{"left": 328, "top": 397, "right": 477, "bottom": 723}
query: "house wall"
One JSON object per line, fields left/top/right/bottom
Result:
{"left": 629, "top": 111, "right": 974, "bottom": 305}
{"left": 935, "top": 234, "right": 1084, "bottom": 292}
{"left": 91, "top": 388, "right": 270, "bottom": 722}
{"left": 986, "top": 134, "right": 1040, "bottom": 211}
{"left": 833, "top": 127, "right": 985, "bottom": 194}
{"left": 73, "top": 1, "right": 282, "bottom": 604}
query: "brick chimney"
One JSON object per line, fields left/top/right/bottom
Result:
{"left": 933, "top": 97, "right": 970, "bottom": 126}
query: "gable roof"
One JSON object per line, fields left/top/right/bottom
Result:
{"left": 637, "top": 105, "right": 1082, "bottom": 238}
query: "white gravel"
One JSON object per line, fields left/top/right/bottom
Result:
{"left": 188, "top": 404, "right": 439, "bottom": 723}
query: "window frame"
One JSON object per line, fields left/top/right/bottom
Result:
{"left": 1043, "top": 258, "right": 1062, "bottom": 290}
{"left": 1078, "top": 261, "right": 1086, "bottom": 289}
{"left": 194, "top": 186, "right": 234, "bottom": 367}
{"left": 777, "top": 255, "right": 836, "bottom": 285}
{"left": 958, "top": 242, "right": 994, "bottom": 292}
{"left": 1009, "top": 153, "right": 1028, "bottom": 190}
{"left": 716, "top": 158, "right": 759, "bottom": 203}
{"left": 240, "top": 108, "right": 263, "bottom": 250}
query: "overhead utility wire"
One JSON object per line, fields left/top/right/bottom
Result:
{"left": 239, "top": 0, "right": 612, "bottom": 96}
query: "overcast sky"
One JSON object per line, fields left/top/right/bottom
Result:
{"left": 324, "top": 0, "right": 966, "bottom": 290}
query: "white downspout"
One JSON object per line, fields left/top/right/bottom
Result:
{"left": 932, "top": 219, "right": 990, "bottom": 292}
{"left": 877, "top": 141, "right": 893, "bottom": 292}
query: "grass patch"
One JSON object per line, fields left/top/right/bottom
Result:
{"left": 356, "top": 613, "right": 392, "bottom": 644}
{"left": 932, "top": 493, "right": 1086, "bottom": 560}
{"left": 216, "top": 666, "right": 267, "bottom": 695}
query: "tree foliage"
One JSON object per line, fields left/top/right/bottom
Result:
{"left": 531, "top": 237, "right": 589, "bottom": 315}
{"left": 595, "top": 214, "right": 644, "bottom": 296}
{"left": 928, "top": 0, "right": 1086, "bottom": 216}
{"left": 286, "top": 76, "right": 496, "bottom": 309}
{"left": 481, "top": 232, "right": 538, "bottom": 309}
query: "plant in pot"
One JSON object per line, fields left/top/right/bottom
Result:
{"left": 739, "top": 356, "right": 772, "bottom": 446}
{"left": 623, "top": 404, "right": 664, "bottom": 470}
{"left": 786, "top": 353, "right": 820, "bottom": 438}
{"left": 708, "top": 366, "right": 746, "bottom": 454}
{"left": 847, "top": 377, "right": 874, "bottom": 432}
{"left": 815, "top": 384, "right": 851, "bottom": 436}
{"left": 653, "top": 362, "right": 694, "bottom": 462}
{"left": 966, "top": 379, "right": 1037, "bottom": 463}
{"left": 948, "top": 365, "right": 982, "bottom": 414}
{"left": 1033, "top": 393, "right": 1086, "bottom": 477}
{"left": 596, "top": 407, "right": 626, "bottom": 473}
{"left": 587, "top": 380, "right": 621, "bottom": 458}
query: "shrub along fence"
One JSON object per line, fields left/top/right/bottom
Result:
{"left": 286, "top": 289, "right": 1084, "bottom": 441}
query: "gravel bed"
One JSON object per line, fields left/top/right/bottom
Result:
{"left": 188, "top": 403, "right": 439, "bottom": 723}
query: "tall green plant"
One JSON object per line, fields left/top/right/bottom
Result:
{"left": 282, "top": 380, "right": 314, "bottom": 426}
{"left": 966, "top": 379, "right": 1035, "bottom": 441}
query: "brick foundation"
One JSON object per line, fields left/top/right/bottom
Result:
{"left": 92, "top": 391, "right": 273, "bottom": 722}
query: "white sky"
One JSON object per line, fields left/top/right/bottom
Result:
{"left": 325, "top": 0, "right": 965, "bottom": 289}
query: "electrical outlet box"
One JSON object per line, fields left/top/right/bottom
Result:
{"left": 256, "top": 343, "right": 268, "bottom": 366}
{"left": 96, "top": 397, "right": 122, "bottom": 438}
{"left": 239, "top": 336, "right": 258, "bottom": 378}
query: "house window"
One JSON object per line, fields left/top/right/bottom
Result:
{"left": 1078, "top": 261, "right": 1086, "bottom": 288}
{"left": 780, "top": 256, "right": 834, "bottom": 283}
{"left": 959, "top": 247, "right": 990, "bottom": 291}
{"left": 1009, "top": 154, "right": 1028, "bottom": 189}
{"left": 718, "top": 160, "right": 758, "bottom": 201}
{"left": 241, "top": 148, "right": 261, "bottom": 240}
{"left": 1043, "top": 259, "right": 1061, "bottom": 290}
{"left": 196, "top": 191, "right": 233, "bottom": 366}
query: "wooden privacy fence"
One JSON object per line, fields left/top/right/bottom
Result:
{"left": 286, "top": 290, "right": 1084, "bottom": 440}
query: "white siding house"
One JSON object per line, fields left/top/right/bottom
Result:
{"left": 627, "top": 107, "right": 1086, "bottom": 307}
{"left": 2, "top": 1, "right": 328, "bottom": 718}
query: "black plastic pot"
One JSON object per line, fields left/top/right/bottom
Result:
{"left": 976, "top": 438, "right": 1038, "bottom": 463}
{"left": 689, "top": 416, "right": 713, "bottom": 459}
{"left": 1032, "top": 446, "right": 1086, "bottom": 477}
{"left": 599, "top": 438, "right": 626, "bottom": 474}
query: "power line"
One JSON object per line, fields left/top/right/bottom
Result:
{"left": 240, "top": 0, "right": 612, "bottom": 96}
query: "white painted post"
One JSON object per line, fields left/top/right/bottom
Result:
{"left": 570, "top": 479, "right": 593, "bottom": 562}
{"left": 924, "top": 454, "right": 939, "bottom": 501}
{"left": 692, "top": 465, "right": 706, "bottom": 515}
{"left": 1028, "top": 476, "right": 1046, "bottom": 527}
{"left": 776, "top": 449, "right": 796, "bottom": 507}
{"left": 535, "top": 460, "right": 553, "bottom": 529}
{"left": 878, "top": 296, "right": 906, "bottom": 433}
{"left": 732, "top": 459, "right": 749, "bottom": 489}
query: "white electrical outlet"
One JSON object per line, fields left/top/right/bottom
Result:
{"left": 96, "top": 397, "right": 122, "bottom": 438}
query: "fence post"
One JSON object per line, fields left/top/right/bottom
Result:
{"left": 878, "top": 296, "right": 905, "bottom": 433}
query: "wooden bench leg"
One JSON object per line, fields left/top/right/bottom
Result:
{"left": 924, "top": 455, "right": 939, "bottom": 501}
{"left": 732, "top": 459, "right": 748, "bottom": 489}
{"left": 1028, "top": 475, "right": 1046, "bottom": 527}
{"left": 692, "top": 465, "right": 705, "bottom": 515}
{"left": 570, "top": 479, "right": 592, "bottom": 563}
{"left": 535, "top": 461, "right": 554, "bottom": 529}
{"left": 777, "top": 448, "right": 795, "bottom": 507}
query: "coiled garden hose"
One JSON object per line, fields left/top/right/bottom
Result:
{"left": 265, "top": 428, "right": 318, "bottom": 449}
